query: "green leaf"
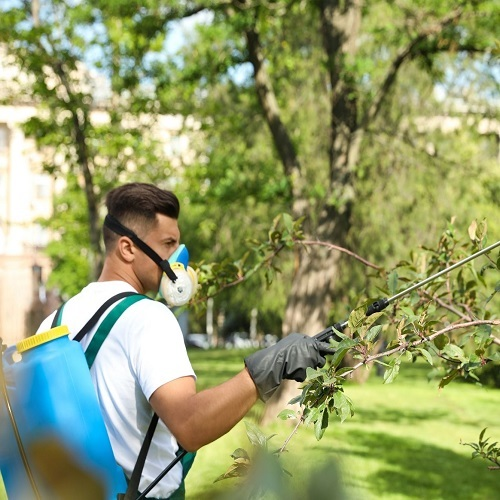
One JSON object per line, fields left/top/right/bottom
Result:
{"left": 383, "top": 358, "right": 401, "bottom": 384}
{"left": 439, "top": 369, "right": 459, "bottom": 388}
{"left": 358, "top": 311, "right": 384, "bottom": 338}
{"left": 409, "top": 291, "right": 420, "bottom": 305}
{"left": 334, "top": 391, "right": 353, "bottom": 423}
{"left": 245, "top": 421, "right": 267, "bottom": 448}
{"left": 282, "top": 212, "right": 294, "bottom": 234}
{"left": 303, "top": 405, "right": 321, "bottom": 426}
{"left": 335, "top": 366, "right": 354, "bottom": 376}
{"left": 330, "top": 338, "right": 359, "bottom": 369}
{"left": 386, "top": 339, "right": 400, "bottom": 350}
{"left": 475, "top": 324, "right": 492, "bottom": 345}
{"left": 231, "top": 448, "right": 250, "bottom": 460}
{"left": 479, "top": 427, "right": 488, "bottom": 443}
{"left": 434, "top": 334, "right": 449, "bottom": 350}
{"left": 214, "top": 461, "right": 249, "bottom": 482}
{"left": 365, "top": 325, "right": 382, "bottom": 343}
{"left": 443, "top": 344, "right": 467, "bottom": 362}
{"left": 314, "top": 408, "right": 329, "bottom": 440}
{"left": 288, "top": 395, "right": 303, "bottom": 405}
{"left": 278, "top": 409, "right": 298, "bottom": 421}
{"left": 305, "top": 366, "right": 325, "bottom": 380}
{"left": 487, "top": 351, "right": 500, "bottom": 362}
{"left": 348, "top": 305, "right": 367, "bottom": 330}
{"left": 487, "top": 441, "right": 498, "bottom": 452}
{"left": 399, "top": 306, "right": 418, "bottom": 321}
{"left": 476, "top": 219, "right": 487, "bottom": 242}
{"left": 417, "top": 348, "right": 434, "bottom": 366}
{"left": 388, "top": 270, "right": 398, "bottom": 296}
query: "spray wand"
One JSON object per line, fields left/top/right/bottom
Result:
{"left": 314, "top": 239, "right": 500, "bottom": 342}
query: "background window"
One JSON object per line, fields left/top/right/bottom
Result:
{"left": 0, "top": 124, "right": 9, "bottom": 151}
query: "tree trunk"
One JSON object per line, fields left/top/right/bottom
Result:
{"left": 261, "top": 0, "right": 363, "bottom": 424}
{"left": 261, "top": 205, "right": 352, "bottom": 424}
{"left": 50, "top": 59, "right": 103, "bottom": 280}
{"left": 240, "top": 0, "right": 368, "bottom": 424}
{"left": 261, "top": 0, "right": 464, "bottom": 421}
{"left": 73, "top": 117, "right": 102, "bottom": 280}
{"left": 31, "top": 7, "right": 103, "bottom": 280}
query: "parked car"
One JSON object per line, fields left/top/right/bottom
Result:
{"left": 224, "top": 332, "right": 259, "bottom": 349}
{"left": 185, "top": 333, "right": 210, "bottom": 350}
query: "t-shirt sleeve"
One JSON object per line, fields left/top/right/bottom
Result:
{"left": 36, "top": 311, "right": 57, "bottom": 334}
{"left": 124, "top": 300, "right": 196, "bottom": 401}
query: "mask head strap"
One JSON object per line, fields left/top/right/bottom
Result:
{"left": 104, "top": 214, "right": 178, "bottom": 282}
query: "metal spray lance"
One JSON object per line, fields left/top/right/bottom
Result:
{"left": 314, "top": 239, "right": 500, "bottom": 342}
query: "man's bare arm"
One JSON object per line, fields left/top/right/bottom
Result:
{"left": 149, "top": 368, "right": 258, "bottom": 452}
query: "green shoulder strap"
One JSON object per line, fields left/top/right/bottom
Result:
{"left": 85, "top": 294, "right": 148, "bottom": 368}
{"left": 52, "top": 302, "right": 66, "bottom": 328}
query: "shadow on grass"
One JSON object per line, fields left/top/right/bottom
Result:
{"left": 355, "top": 406, "right": 450, "bottom": 425}
{"left": 314, "top": 430, "right": 499, "bottom": 500}
{"left": 188, "top": 348, "right": 256, "bottom": 391}
{"left": 194, "top": 369, "right": 245, "bottom": 390}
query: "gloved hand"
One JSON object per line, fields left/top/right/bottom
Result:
{"left": 244, "top": 333, "right": 334, "bottom": 402}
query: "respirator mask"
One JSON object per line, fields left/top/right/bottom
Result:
{"left": 104, "top": 214, "right": 198, "bottom": 307}
{"left": 158, "top": 244, "right": 198, "bottom": 307}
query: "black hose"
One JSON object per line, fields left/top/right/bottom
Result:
{"left": 315, "top": 240, "right": 500, "bottom": 342}
{"left": 135, "top": 450, "right": 187, "bottom": 500}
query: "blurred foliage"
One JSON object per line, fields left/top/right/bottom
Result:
{"left": 1, "top": 0, "right": 498, "bottom": 341}
{"left": 462, "top": 428, "right": 500, "bottom": 472}
{"left": 38, "top": 174, "right": 92, "bottom": 299}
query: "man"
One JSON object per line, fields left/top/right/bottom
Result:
{"left": 37, "top": 183, "right": 332, "bottom": 499}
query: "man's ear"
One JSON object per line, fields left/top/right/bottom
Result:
{"left": 117, "top": 236, "right": 135, "bottom": 263}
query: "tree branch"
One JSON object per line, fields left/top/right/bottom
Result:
{"left": 195, "top": 234, "right": 383, "bottom": 305}
{"left": 344, "top": 320, "right": 500, "bottom": 376}
{"left": 490, "top": 335, "right": 500, "bottom": 347}
{"left": 278, "top": 413, "right": 303, "bottom": 454}
{"left": 421, "top": 290, "right": 471, "bottom": 321}
{"left": 301, "top": 240, "right": 381, "bottom": 270}
{"left": 244, "top": 25, "right": 301, "bottom": 183}
{"left": 194, "top": 242, "right": 288, "bottom": 304}
{"left": 363, "top": 7, "right": 465, "bottom": 128}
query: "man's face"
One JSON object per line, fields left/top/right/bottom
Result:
{"left": 134, "top": 214, "right": 180, "bottom": 294}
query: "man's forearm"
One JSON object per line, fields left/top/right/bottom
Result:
{"left": 150, "top": 368, "right": 259, "bottom": 452}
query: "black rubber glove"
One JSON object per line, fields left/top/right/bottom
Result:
{"left": 244, "top": 333, "right": 334, "bottom": 402}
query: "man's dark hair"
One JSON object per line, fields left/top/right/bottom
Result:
{"left": 103, "top": 183, "right": 180, "bottom": 250}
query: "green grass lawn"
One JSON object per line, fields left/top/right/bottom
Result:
{"left": 185, "top": 348, "right": 500, "bottom": 500}
{"left": 1, "top": 348, "right": 497, "bottom": 500}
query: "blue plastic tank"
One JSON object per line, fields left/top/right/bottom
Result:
{"left": 0, "top": 326, "right": 127, "bottom": 499}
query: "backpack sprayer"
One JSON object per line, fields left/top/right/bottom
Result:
{"left": 0, "top": 229, "right": 198, "bottom": 500}
{"left": 314, "top": 239, "right": 500, "bottom": 342}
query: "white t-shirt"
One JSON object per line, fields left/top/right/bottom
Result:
{"left": 37, "top": 281, "right": 196, "bottom": 498}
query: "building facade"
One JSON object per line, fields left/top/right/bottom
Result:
{"left": 0, "top": 105, "right": 56, "bottom": 346}
{"left": 0, "top": 103, "right": 196, "bottom": 346}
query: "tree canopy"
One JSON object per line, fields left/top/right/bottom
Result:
{"left": 1, "top": 0, "right": 498, "bottom": 418}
